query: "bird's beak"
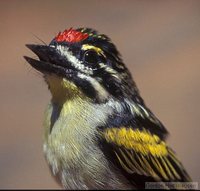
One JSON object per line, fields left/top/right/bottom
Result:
{"left": 24, "top": 44, "right": 74, "bottom": 76}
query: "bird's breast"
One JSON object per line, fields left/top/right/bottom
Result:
{"left": 42, "top": 98, "right": 126, "bottom": 189}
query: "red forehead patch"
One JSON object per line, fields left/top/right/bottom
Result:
{"left": 55, "top": 28, "right": 89, "bottom": 43}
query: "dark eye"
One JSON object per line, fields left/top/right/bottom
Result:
{"left": 83, "top": 50, "right": 99, "bottom": 64}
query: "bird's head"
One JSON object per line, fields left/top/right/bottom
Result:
{"left": 25, "top": 28, "right": 139, "bottom": 103}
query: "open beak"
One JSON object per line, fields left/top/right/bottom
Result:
{"left": 24, "top": 44, "right": 74, "bottom": 76}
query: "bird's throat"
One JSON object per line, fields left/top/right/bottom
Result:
{"left": 45, "top": 75, "right": 85, "bottom": 105}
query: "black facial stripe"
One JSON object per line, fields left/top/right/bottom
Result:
{"left": 72, "top": 76, "right": 98, "bottom": 101}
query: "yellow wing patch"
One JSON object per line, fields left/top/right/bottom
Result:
{"left": 104, "top": 127, "right": 168, "bottom": 157}
{"left": 103, "top": 127, "right": 191, "bottom": 181}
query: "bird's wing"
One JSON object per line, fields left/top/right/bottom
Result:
{"left": 101, "top": 126, "right": 191, "bottom": 186}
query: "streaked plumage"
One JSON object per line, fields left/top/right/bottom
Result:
{"left": 24, "top": 27, "right": 191, "bottom": 189}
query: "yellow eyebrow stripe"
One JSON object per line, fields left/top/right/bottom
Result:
{"left": 81, "top": 44, "right": 105, "bottom": 56}
{"left": 104, "top": 127, "right": 168, "bottom": 157}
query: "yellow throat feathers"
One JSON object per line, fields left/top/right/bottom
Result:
{"left": 45, "top": 75, "right": 86, "bottom": 104}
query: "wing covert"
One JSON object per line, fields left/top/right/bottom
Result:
{"left": 102, "top": 127, "right": 191, "bottom": 185}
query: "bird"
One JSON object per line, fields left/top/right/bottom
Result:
{"left": 24, "top": 27, "right": 191, "bottom": 189}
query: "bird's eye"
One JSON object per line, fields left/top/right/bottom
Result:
{"left": 83, "top": 50, "right": 99, "bottom": 64}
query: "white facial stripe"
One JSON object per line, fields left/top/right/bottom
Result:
{"left": 77, "top": 73, "right": 109, "bottom": 100}
{"left": 99, "top": 63, "right": 120, "bottom": 79}
{"left": 99, "top": 63, "right": 117, "bottom": 73}
{"left": 56, "top": 45, "right": 93, "bottom": 75}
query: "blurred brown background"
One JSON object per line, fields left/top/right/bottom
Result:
{"left": 0, "top": 0, "right": 199, "bottom": 189}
